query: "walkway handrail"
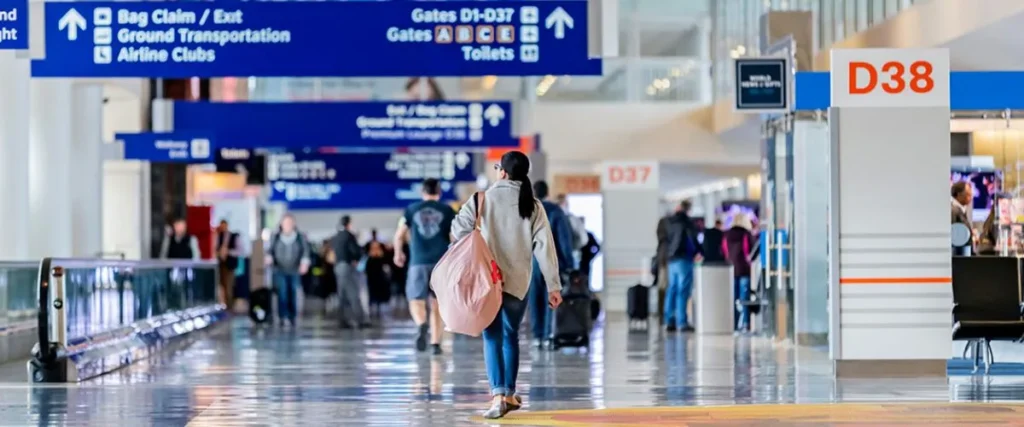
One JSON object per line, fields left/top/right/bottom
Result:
{"left": 31, "top": 257, "right": 224, "bottom": 382}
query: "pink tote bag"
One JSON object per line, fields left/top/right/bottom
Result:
{"left": 430, "top": 192, "right": 503, "bottom": 337}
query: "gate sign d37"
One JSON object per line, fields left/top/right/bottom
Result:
{"left": 32, "top": 0, "right": 601, "bottom": 78}
{"left": 600, "top": 161, "right": 659, "bottom": 191}
{"left": 830, "top": 48, "right": 950, "bottom": 108}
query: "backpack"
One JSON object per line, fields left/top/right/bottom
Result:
{"left": 429, "top": 192, "right": 504, "bottom": 337}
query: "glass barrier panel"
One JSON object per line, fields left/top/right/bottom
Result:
{"left": 52, "top": 260, "right": 218, "bottom": 346}
{"left": 0, "top": 262, "right": 38, "bottom": 330}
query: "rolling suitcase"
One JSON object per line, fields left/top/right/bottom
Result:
{"left": 551, "top": 294, "right": 592, "bottom": 349}
{"left": 249, "top": 288, "right": 273, "bottom": 324}
{"left": 627, "top": 284, "right": 650, "bottom": 331}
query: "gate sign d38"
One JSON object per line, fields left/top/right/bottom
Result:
{"left": 830, "top": 48, "right": 950, "bottom": 108}
{"left": 600, "top": 161, "right": 658, "bottom": 191}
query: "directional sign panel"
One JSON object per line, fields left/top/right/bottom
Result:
{"left": 267, "top": 151, "right": 476, "bottom": 183}
{"left": 0, "top": 0, "right": 27, "bottom": 49}
{"left": 270, "top": 181, "right": 458, "bottom": 210}
{"left": 173, "top": 101, "right": 515, "bottom": 149}
{"left": 33, "top": 1, "right": 600, "bottom": 78}
{"left": 117, "top": 131, "right": 214, "bottom": 163}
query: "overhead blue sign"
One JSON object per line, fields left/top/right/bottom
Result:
{"left": 0, "top": 0, "right": 27, "bottom": 50}
{"left": 117, "top": 132, "right": 213, "bottom": 163}
{"left": 734, "top": 57, "right": 789, "bottom": 113}
{"left": 32, "top": 1, "right": 600, "bottom": 78}
{"left": 174, "top": 101, "right": 515, "bottom": 149}
{"left": 267, "top": 151, "right": 476, "bottom": 183}
{"left": 270, "top": 181, "right": 458, "bottom": 210}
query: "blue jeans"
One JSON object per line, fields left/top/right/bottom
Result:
{"left": 528, "top": 260, "right": 551, "bottom": 340}
{"left": 482, "top": 293, "right": 529, "bottom": 396}
{"left": 734, "top": 276, "right": 750, "bottom": 330}
{"left": 664, "top": 258, "right": 695, "bottom": 327}
{"left": 274, "top": 272, "right": 301, "bottom": 322}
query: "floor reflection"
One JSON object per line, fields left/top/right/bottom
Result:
{"left": 0, "top": 316, "right": 1022, "bottom": 426}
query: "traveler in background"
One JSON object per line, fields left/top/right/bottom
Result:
{"left": 266, "top": 214, "right": 310, "bottom": 327}
{"left": 450, "top": 151, "right": 563, "bottom": 419}
{"left": 654, "top": 203, "right": 678, "bottom": 322}
{"left": 722, "top": 212, "right": 754, "bottom": 332}
{"left": 578, "top": 219, "right": 600, "bottom": 290}
{"left": 388, "top": 243, "right": 410, "bottom": 307}
{"left": 160, "top": 218, "right": 200, "bottom": 260}
{"left": 215, "top": 220, "right": 242, "bottom": 309}
{"left": 364, "top": 229, "right": 392, "bottom": 317}
{"left": 394, "top": 178, "right": 456, "bottom": 355}
{"left": 556, "top": 194, "right": 589, "bottom": 256}
{"left": 663, "top": 200, "right": 702, "bottom": 332}
{"left": 331, "top": 215, "right": 370, "bottom": 329}
{"left": 951, "top": 181, "right": 974, "bottom": 254}
{"left": 528, "top": 180, "right": 576, "bottom": 349}
{"left": 702, "top": 219, "right": 726, "bottom": 262}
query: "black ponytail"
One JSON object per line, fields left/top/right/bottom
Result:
{"left": 500, "top": 151, "right": 536, "bottom": 220}
{"left": 517, "top": 176, "right": 535, "bottom": 219}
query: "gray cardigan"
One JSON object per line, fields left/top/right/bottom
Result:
{"left": 451, "top": 180, "right": 562, "bottom": 300}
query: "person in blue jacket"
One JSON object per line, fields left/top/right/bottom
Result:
{"left": 528, "top": 180, "right": 577, "bottom": 349}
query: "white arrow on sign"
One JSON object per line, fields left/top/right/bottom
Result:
{"left": 483, "top": 104, "right": 505, "bottom": 127}
{"left": 544, "top": 7, "right": 574, "bottom": 40}
{"left": 455, "top": 152, "right": 471, "bottom": 169}
{"left": 58, "top": 8, "right": 87, "bottom": 41}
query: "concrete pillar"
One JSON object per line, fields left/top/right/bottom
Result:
{"left": 0, "top": 52, "right": 31, "bottom": 260}
{"left": 70, "top": 84, "right": 104, "bottom": 257}
{"left": 29, "top": 79, "right": 74, "bottom": 258}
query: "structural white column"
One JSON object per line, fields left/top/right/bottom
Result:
{"left": 600, "top": 161, "right": 660, "bottom": 312}
{"left": 29, "top": 79, "right": 75, "bottom": 258}
{"left": 0, "top": 52, "right": 31, "bottom": 260}
{"left": 70, "top": 84, "right": 104, "bottom": 257}
{"left": 828, "top": 48, "right": 951, "bottom": 377}
{"left": 792, "top": 119, "right": 830, "bottom": 346}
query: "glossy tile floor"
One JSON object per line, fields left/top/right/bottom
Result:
{"left": 1, "top": 314, "right": 1024, "bottom": 426}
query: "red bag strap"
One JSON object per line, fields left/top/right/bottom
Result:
{"left": 474, "top": 191, "right": 486, "bottom": 229}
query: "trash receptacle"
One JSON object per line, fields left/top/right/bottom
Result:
{"left": 695, "top": 262, "right": 733, "bottom": 334}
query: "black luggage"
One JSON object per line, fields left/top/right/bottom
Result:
{"left": 551, "top": 294, "right": 592, "bottom": 349}
{"left": 627, "top": 284, "right": 650, "bottom": 331}
{"left": 249, "top": 288, "right": 273, "bottom": 324}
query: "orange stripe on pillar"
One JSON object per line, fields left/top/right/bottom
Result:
{"left": 839, "top": 277, "right": 952, "bottom": 285}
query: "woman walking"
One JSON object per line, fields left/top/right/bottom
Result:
{"left": 450, "top": 151, "right": 563, "bottom": 419}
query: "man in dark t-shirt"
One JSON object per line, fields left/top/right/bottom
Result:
{"left": 393, "top": 178, "right": 455, "bottom": 355}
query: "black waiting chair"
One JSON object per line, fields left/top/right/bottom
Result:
{"left": 951, "top": 256, "right": 1024, "bottom": 374}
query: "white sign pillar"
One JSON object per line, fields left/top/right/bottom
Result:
{"left": 828, "top": 48, "right": 952, "bottom": 377}
{"left": 0, "top": 52, "right": 31, "bottom": 260}
{"left": 29, "top": 79, "right": 75, "bottom": 258}
{"left": 600, "top": 161, "right": 660, "bottom": 312}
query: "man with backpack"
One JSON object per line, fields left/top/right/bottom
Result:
{"left": 528, "top": 181, "right": 577, "bottom": 349}
{"left": 663, "top": 199, "right": 703, "bottom": 332}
